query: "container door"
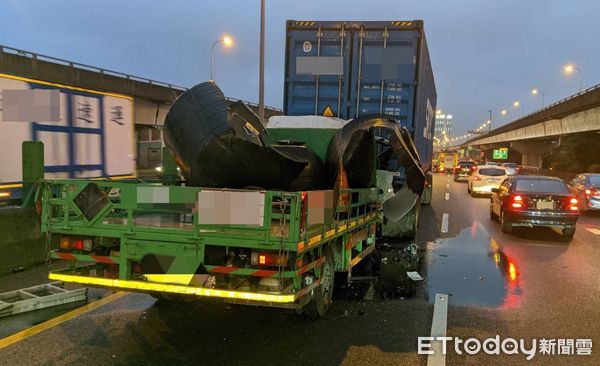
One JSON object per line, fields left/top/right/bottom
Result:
{"left": 285, "top": 26, "right": 351, "bottom": 118}
{"left": 349, "top": 27, "right": 419, "bottom": 132}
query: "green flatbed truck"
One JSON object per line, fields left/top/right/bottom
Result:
{"left": 41, "top": 178, "right": 379, "bottom": 317}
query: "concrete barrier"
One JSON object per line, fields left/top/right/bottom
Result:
{"left": 0, "top": 208, "right": 46, "bottom": 275}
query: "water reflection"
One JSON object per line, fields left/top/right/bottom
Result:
{"left": 426, "top": 223, "right": 523, "bottom": 308}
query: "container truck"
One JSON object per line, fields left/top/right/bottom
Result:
{"left": 283, "top": 20, "right": 436, "bottom": 236}
{"left": 0, "top": 73, "right": 135, "bottom": 204}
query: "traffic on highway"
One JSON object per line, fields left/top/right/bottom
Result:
{"left": 1, "top": 1, "right": 600, "bottom": 366}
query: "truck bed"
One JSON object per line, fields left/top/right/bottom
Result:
{"left": 41, "top": 179, "right": 380, "bottom": 309}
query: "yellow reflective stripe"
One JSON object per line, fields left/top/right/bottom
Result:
{"left": 0, "top": 184, "right": 23, "bottom": 189}
{"left": 338, "top": 224, "right": 347, "bottom": 231}
{"left": 49, "top": 272, "right": 295, "bottom": 303}
{"left": 307, "top": 234, "right": 322, "bottom": 248}
{"left": 145, "top": 274, "right": 194, "bottom": 285}
{"left": 324, "top": 229, "right": 336, "bottom": 238}
{"left": 0, "top": 73, "right": 133, "bottom": 100}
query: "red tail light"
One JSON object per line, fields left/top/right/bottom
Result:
{"left": 59, "top": 237, "right": 92, "bottom": 251}
{"left": 585, "top": 189, "right": 591, "bottom": 195}
{"left": 511, "top": 195, "right": 523, "bottom": 209}
{"left": 251, "top": 252, "right": 288, "bottom": 267}
{"left": 569, "top": 197, "right": 579, "bottom": 211}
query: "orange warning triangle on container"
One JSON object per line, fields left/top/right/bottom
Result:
{"left": 322, "top": 105, "right": 334, "bottom": 117}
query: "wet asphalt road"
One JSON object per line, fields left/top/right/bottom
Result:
{"left": 1, "top": 173, "right": 600, "bottom": 365}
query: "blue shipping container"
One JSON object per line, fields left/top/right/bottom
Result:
{"left": 284, "top": 20, "right": 437, "bottom": 171}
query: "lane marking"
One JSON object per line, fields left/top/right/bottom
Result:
{"left": 586, "top": 228, "right": 600, "bottom": 235}
{"left": 427, "top": 293, "right": 449, "bottom": 366}
{"left": 0, "top": 291, "right": 127, "bottom": 349}
{"left": 446, "top": 184, "right": 449, "bottom": 189}
{"left": 444, "top": 192, "right": 450, "bottom": 201}
{"left": 441, "top": 213, "right": 449, "bottom": 233}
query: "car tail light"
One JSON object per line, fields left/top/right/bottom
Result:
{"left": 585, "top": 189, "right": 591, "bottom": 195}
{"left": 511, "top": 195, "right": 523, "bottom": 209}
{"left": 473, "top": 175, "right": 481, "bottom": 181}
{"left": 569, "top": 197, "right": 579, "bottom": 211}
{"left": 59, "top": 237, "right": 93, "bottom": 251}
{"left": 251, "top": 252, "right": 288, "bottom": 267}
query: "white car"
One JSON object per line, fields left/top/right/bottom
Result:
{"left": 468, "top": 165, "right": 508, "bottom": 196}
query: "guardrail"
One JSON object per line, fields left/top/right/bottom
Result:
{"left": 0, "top": 44, "right": 283, "bottom": 112}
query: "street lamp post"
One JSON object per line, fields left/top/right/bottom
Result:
{"left": 258, "top": 0, "right": 266, "bottom": 123}
{"left": 531, "top": 89, "right": 545, "bottom": 108}
{"left": 564, "top": 64, "right": 583, "bottom": 92}
{"left": 210, "top": 35, "right": 234, "bottom": 81}
{"left": 487, "top": 109, "right": 492, "bottom": 133}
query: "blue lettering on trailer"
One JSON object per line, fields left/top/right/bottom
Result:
{"left": 27, "top": 82, "right": 107, "bottom": 178}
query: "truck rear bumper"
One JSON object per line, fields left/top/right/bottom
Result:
{"left": 48, "top": 270, "right": 316, "bottom": 306}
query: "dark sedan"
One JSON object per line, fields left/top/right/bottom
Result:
{"left": 490, "top": 176, "right": 579, "bottom": 238}
{"left": 453, "top": 161, "right": 476, "bottom": 181}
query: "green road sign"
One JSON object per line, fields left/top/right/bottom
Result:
{"left": 493, "top": 148, "right": 508, "bottom": 160}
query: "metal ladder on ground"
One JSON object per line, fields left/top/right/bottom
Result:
{"left": 0, "top": 282, "right": 87, "bottom": 318}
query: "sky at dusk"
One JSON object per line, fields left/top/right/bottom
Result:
{"left": 1, "top": 0, "right": 598, "bottom": 137}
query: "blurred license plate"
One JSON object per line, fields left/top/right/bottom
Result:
{"left": 536, "top": 201, "right": 554, "bottom": 210}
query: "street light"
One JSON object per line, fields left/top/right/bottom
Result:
{"left": 210, "top": 35, "right": 235, "bottom": 81}
{"left": 531, "top": 89, "right": 545, "bottom": 108}
{"left": 564, "top": 64, "right": 583, "bottom": 92}
{"left": 501, "top": 109, "right": 507, "bottom": 116}
{"left": 513, "top": 101, "right": 523, "bottom": 117}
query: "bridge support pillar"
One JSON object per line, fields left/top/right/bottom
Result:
{"left": 510, "top": 140, "right": 556, "bottom": 169}
{"left": 521, "top": 153, "right": 543, "bottom": 169}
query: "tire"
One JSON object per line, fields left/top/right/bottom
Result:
{"left": 467, "top": 184, "right": 472, "bottom": 194}
{"left": 500, "top": 210, "right": 512, "bottom": 233}
{"left": 563, "top": 226, "right": 576, "bottom": 238}
{"left": 470, "top": 189, "right": 477, "bottom": 198}
{"left": 305, "top": 247, "right": 335, "bottom": 318}
{"left": 421, "top": 174, "right": 433, "bottom": 205}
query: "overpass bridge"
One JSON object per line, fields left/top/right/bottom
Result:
{"left": 0, "top": 45, "right": 282, "bottom": 168}
{"left": 465, "top": 83, "right": 600, "bottom": 168}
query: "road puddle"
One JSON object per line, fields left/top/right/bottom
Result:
{"left": 425, "top": 223, "right": 522, "bottom": 308}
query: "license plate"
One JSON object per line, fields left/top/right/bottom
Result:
{"left": 536, "top": 201, "right": 554, "bottom": 210}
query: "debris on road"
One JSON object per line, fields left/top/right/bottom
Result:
{"left": 407, "top": 271, "right": 424, "bottom": 281}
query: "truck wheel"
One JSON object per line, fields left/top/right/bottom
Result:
{"left": 305, "top": 247, "right": 334, "bottom": 318}
{"left": 406, "top": 201, "right": 421, "bottom": 240}
{"left": 563, "top": 226, "right": 576, "bottom": 238}
{"left": 500, "top": 210, "right": 512, "bottom": 233}
{"left": 421, "top": 174, "right": 433, "bottom": 205}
